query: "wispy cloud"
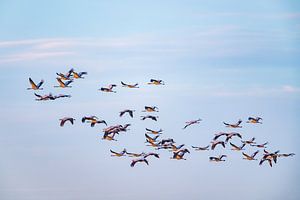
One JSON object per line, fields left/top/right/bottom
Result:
{"left": 210, "top": 85, "right": 300, "bottom": 97}
{"left": 0, "top": 23, "right": 299, "bottom": 65}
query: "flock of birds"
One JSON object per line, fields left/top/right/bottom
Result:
{"left": 27, "top": 68, "right": 295, "bottom": 168}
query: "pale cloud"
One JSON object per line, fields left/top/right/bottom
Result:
{"left": 0, "top": 51, "right": 74, "bottom": 63}
{"left": 211, "top": 85, "right": 300, "bottom": 97}
{"left": 0, "top": 24, "right": 298, "bottom": 65}
{"left": 282, "top": 85, "right": 300, "bottom": 93}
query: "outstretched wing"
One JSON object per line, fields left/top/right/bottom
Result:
{"left": 34, "top": 93, "right": 42, "bottom": 98}
{"left": 252, "top": 150, "right": 259, "bottom": 158}
{"left": 119, "top": 111, "right": 125, "bottom": 117}
{"left": 242, "top": 152, "right": 252, "bottom": 159}
{"left": 78, "top": 72, "right": 87, "bottom": 76}
{"left": 29, "top": 78, "right": 37, "bottom": 89}
{"left": 37, "top": 79, "right": 44, "bottom": 88}
{"left": 65, "top": 80, "right": 73, "bottom": 86}
{"left": 223, "top": 122, "right": 230, "bottom": 126}
{"left": 230, "top": 142, "right": 239, "bottom": 149}
{"left": 121, "top": 81, "right": 127, "bottom": 86}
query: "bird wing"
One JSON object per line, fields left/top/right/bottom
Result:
{"left": 230, "top": 142, "right": 239, "bottom": 149}
{"left": 66, "top": 68, "right": 74, "bottom": 77}
{"left": 78, "top": 72, "right": 87, "bottom": 76}
{"left": 221, "top": 142, "right": 225, "bottom": 148}
{"left": 29, "top": 78, "right": 37, "bottom": 88}
{"left": 34, "top": 93, "right": 42, "bottom": 98}
{"left": 145, "top": 134, "right": 152, "bottom": 141}
{"left": 60, "top": 119, "right": 65, "bottom": 127}
{"left": 151, "top": 116, "right": 157, "bottom": 121}
{"left": 252, "top": 150, "right": 259, "bottom": 158}
{"left": 119, "top": 111, "right": 125, "bottom": 117}
{"left": 56, "top": 78, "right": 65, "bottom": 86}
{"left": 236, "top": 120, "right": 242, "bottom": 125}
{"left": 211, "top": 143, "right": 216, "bottom": 150}
{"left": 223, "top": 122, "right": 230, "bottom": 126}
{"left": 37, "top": 79, "right": 44, "bottom": 88}
{"left": 129, "top": 110, "right": 133, "bottom": 118}
{"left": 242, "top": 152, "right": 252, "bottom": 159}
{"left": 121, "top": 81, "right": 127, "bottom": 86}
{"left": 65, "top": 80, "right": 73, "bottom": 86}
{"left": 110, "top": 149, "right": 119, "bottom": 155}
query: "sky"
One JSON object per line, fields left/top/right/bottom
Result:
{"left": 0, "top": 0, "right": 299, "bottom": 200}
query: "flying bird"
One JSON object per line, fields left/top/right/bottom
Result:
{"left": 54, "top": 78, "right": 73, "bottom": 88}
{"left": 183, "top": 119, "right": 202, "bottom": 129}
{"left": 278, "top": 153, "right": 295, "bottom": 157}
{"left": 241, "top": 137, "right": 256, "bottom": 145}
{"left": 142, "top": 106, "right": 159, "bottom": 112}
{"left": 211, "top": 140, "right": 226, "bottom": 150}
{"left": 242, "top": 150, "right": 259, "bottom": 160}
{"left": 170, "top": 144, "right": 185, "bottom": 152}
{"left": 225, "top": 132, "right": 242, "bottom": 143}
{"left": 141, "top": 115, "right": 158, "bottom": 121}
{"left": 170, "top": 149, "right": 190, "bottom": 160}
{"left": 143, "top": 152, "right": 160, "bottom": 159}
{"left": 251, "top": 142, "right": 268, "bottom": 148}
{"left": 102, "top": 132, "right": 117, "bottom": 141}
{"left": 246, "top": 117, "right": 262, "bottom": 124}
{"left": 34, "top": 93, "right": 54, "bottom": 101}
{"left": 223, "top": 119, "right": 242, "bottom": 128}
{"left": 147, "top": 79, "right": 165, "bottom": 85}
{"left": 82, "top": 116, "right": 107, "bottom": 127}
{"left": 130, "top": 158, "right": 149, "bottom": 167}
{"left": 230, "top": 142, "right": 246, "bottom": 151}
{"left": 119, "top": 109, "right": 135, "bottom": 118}
{"left": 53, "top": 94, "right": 72, "bottom": 99}
{"left": 126, "top": 152, "right": 145, "bottom": 157}
{"left": 209, "top": 155, "right": 227, "bottom": 162}
{"left": 110, "top": 149, "right": 127, "bottom": 157}
{"left": 27, "top": 78, "right": 44, "bottom": 90}
{"left": 259, "top": 158, "right": 273, "bottom": 167}
{"left": 56, "top": 68, "right": 74, "bottom": 80}
{"left": 99, "top": 84, "right": 117, "bottom": 93}
{"left": 191, "top": 145, "right": 210, "bottom": 151}
{"left": 59, "top": 117, "right": 75, "bottom": 127}
{"left": 145, "top": 134, "right": 160, "bottom": 143}
{"left": 121, "top": 81, "right": 139, "bottom": 88}
{"left": 72, "top": 71, "right": 87, "bottom": 79}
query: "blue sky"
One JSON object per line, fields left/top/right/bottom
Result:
{"left": 0, "top": 1, "right": 299, "bottom": 200}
